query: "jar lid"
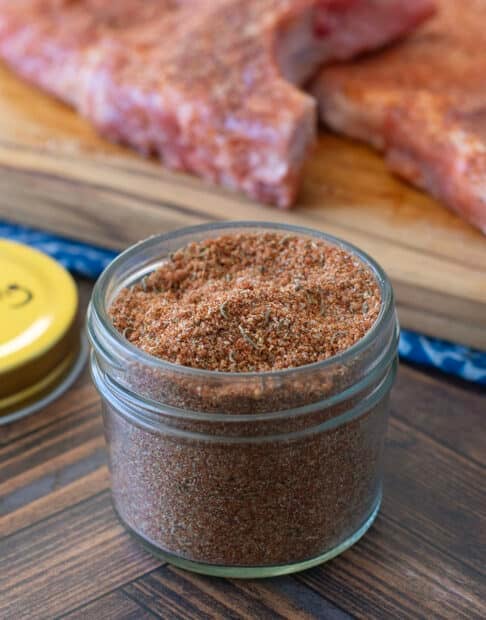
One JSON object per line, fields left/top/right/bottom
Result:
{"left": 0, "top": 239, "right": 80, "bottom": 418}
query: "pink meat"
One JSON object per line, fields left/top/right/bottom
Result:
{"left": 0, "top": 0, "right": 433, "bottom": 207}
{"left": 312, "top": 0, "right": 486, "bottom": 233}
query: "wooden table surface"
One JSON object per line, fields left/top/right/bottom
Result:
{"left": 1, "top": 280, "right": 485, "bottom": 620}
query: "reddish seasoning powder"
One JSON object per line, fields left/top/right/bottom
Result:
{"left": 110, "top": 232, "right": 381, "bottom": 372}
{"left": 104, "top": 231, "right": 389, "bottom": 570}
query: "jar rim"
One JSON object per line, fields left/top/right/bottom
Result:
{"left": 89, "top": 221, "right": 395, "bottom": 380}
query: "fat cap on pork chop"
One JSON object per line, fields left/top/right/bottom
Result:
{"left": 0, "top": 0, "right": 434, "bottom": 206}
{"left": 312, "top": 0, "right": 486, "bottom": 233}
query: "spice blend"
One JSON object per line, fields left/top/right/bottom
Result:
{"left": 105, "top": 397, "right": 388, "bottom": 567}
{"left": 95, "top": 229, "right": 395, "bottom": 572}
{"left": 110, "top": 232, "right": 381, "bottom": 372}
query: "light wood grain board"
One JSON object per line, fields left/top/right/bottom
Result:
{"left": 0, "top": 64, "right": 485, "bottom": 348}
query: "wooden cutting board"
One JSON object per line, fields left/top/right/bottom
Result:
{"left": 1, "top": 64, "right": 485, "bottom": 349}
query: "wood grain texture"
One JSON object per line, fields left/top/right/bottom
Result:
{"left": 63, "top": 591, "right": 157, "bottom": 620}
{"left": 0, "top": 64, "right": 485, "bottom": 348}
{"left": 122, "top": 568, "right": 347, "bottom": 620}
{"left": 0, "top": 280, "right": 485, "bottom": 620}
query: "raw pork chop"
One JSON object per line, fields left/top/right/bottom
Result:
{"left": 0, "top": 0, "right": 434, "bottom": 207}
{"left": 312, "top": 0, "right": 486, "bottom": 233}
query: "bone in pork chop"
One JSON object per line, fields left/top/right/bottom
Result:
{"left": 0, "top": 0, "right": 434, "bottom": 207}
{"left": 312, "top": 0, "right": 486, "bottom": 233}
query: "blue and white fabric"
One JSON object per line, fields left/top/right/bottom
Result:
{"left": 1, "top": 221, "right": 115, "bottom": 279}
{"left": 2, "top": 220, "right": 485, "bottom": 386}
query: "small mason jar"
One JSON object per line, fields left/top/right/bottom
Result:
{"left": 87, "top": 222, "right": 399, "bottom": 578}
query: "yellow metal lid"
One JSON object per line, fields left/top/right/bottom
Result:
{"left": 0, "top": 239, "right": 79, "bottom": 415}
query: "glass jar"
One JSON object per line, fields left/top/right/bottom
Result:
{"left": 87, "top": 222, "right": 399, "bottom": 578}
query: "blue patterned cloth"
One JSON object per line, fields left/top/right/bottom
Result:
{"left": 1, "top": 221, "right": 116, "bottom": 279}
{"left": 2, "top": 221, "right": 485, "bottom": 386}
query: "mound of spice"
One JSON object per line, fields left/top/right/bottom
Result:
{"left": 98, "top": 229, "right": 395, "bottom": 572}
{"left": 110, "top": 232, "right": 381, "bottom": 372}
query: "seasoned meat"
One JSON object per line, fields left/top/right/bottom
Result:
{"left": 312, "top": 0, "right": 486, "bottom": 233}
{"left": 0, "top": 0, "right": 433, "bottom": 206}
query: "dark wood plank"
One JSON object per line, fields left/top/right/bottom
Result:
{"left": 0, "top": 492, "right": 161, "bottom": 619}
{"left": 0, "top": 466, "right": 108, "bottom": 538}
{"left": 383, "top": 418, "right": 485, "bottom": 575}
{"left": 0, "top": 401, "right": 104, "bottom": 496}
{"left": 393, "top": 366, "right": 486, "bottom": 466}
{"left": 297, "top": 509, "right": 485, "bottom": 619}
{"left": 123, "top": 566, "right": 349, "bottom": 620}
{"left": 62, "top": 590, "right": 157, "bottom": 620}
